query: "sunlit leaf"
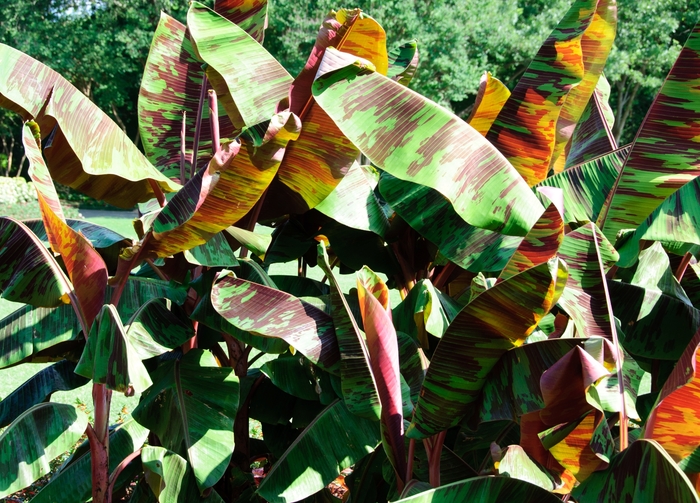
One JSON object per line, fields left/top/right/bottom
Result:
{"left": 467, "top": 71, "right": 511, "bottom": 136}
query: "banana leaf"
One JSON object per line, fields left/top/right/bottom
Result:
{"left": 0, "top": 403, "right": 88, "bottom": 498}
{"left": 387, "top": 40, "right": 419, "bottom": 86}
{"left": 215, "top": 0, "right": 268, "bottom": 43}
{"left": 408, "top": 259, "right": 568, "bottom": 438}
{"left": 0, "top": 44, "right": 178, "bottom": 207}
{"left": 132, "top": 349, "right": 239, "bottom": 492}
{"left": 467, "top": 71, "right": 511, "bottom": 136}
{"left": 599, "top": 21, "right": 700, "bottom": 242}
{"left": 313, "top": 47, "right": 543, "bottom": 237}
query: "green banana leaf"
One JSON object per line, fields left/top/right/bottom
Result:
{"left": 0, "top": 303, "right": 79, "bottom": 368}
{"left": 312, "top": 47, "right": 543, "bottom": 237}
{"left": 256, "top": 399, "right": 380, "bottom": 503}
{"left": 75, "top": 304, "right": 153, "bottom": 395}
{"left": 31, "top": 418, "right": 149, "bottom": 503}
{"left": 0, "top": 402, "right": 88, "bottom": 498}
{"left": 132, "top": 349, "right": 239, "bottom": 492}
{"left": 408, "top": 259, "right": 568, "bottom": 439}
{"left": 114, "top": 277, "right": 188, "bottom": 323}
{"left": 599, "top": 21, "right": 700, "bottom": 243}
{"left": 0, "top": 360, "right": 88, "bottom": 428}
{"left": 0, "top": 44, "right": 178, "bottom": 208}
{"left": 211, "top": 272, "right": 340, "bottom": 372}
{"left": 497, "top": 444, "right": 556, "bottom": 491}
{"left": 261, "top": 353, "right": 327, "bottom": 402}
{"left": 392, "top": 476, "right": 562, "bottom": 502}
{"left": 140, "top": 446, "right": 225, "bottom": 502}
{"left": 23, "top": 218, "right": 129, "bottom": 250}
{"left": 183, "top": 231, "right": 240, "bottom": 267}
{"left": 0, "top": 217, "right": 72, "bottom": 307}
{"left": 188, "top": 1, "right": 292, "bottom": 130}
{"left": 387, "top": 40, "right": 419, "bottom": 86}
{"left": 572, "top": 439, "right": 699, "bottom": 503}
{"left": 224, "top": 225, "right": 272, "bottom": 260}
{"left": 316, "top": 244, "right": 380, "bottom": 420}
{"left": 125, "top": 298, "right": 194, "bottom": 359}
{"left": 214, "top": 0, "right": 268, "bottom": 43}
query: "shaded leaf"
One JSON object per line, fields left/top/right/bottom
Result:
{"left": 126, "top": 298, "right": 194, "bottom": 359}
{"left": 0, "top": 403, "right": 88, "bottom": 498}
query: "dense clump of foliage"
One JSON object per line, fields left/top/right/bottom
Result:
{"left": 3, "top": 1, "right": 700, "bottom": 502}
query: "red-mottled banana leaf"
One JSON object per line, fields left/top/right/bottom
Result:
{"left": 214, "top": 0, "right": 267, "bottom": 43}
{"left": 407, "top": 259, "right": 568, "bottom": 439}
{"left": 187, "top": 2, "right": 292, "bottom": 130}
{"left": 467, "top": 72, "right": 511, "bottom": 136}
{"left": 138, "top": 13, "right": 236, "bottom": 178}
{"left": 549, "top": 1, "right": 617, "bottom": 172}
{"left": 387, "top": 40, "right": 419, "bottom": 86}
{"left": 572, "top": 439, "right": 700, "bottom": 503}
{"left": 564, "top": 74, "right": 617, "bottom": 169}
{"left": 74, "top": 304, "right": 152, "bottom": 395}
{"left": 479, "top": 339, "right": 582, "bottom": 422}
{"left": 535, "top": 145, "right": 628, "bottom": 225}
{"left": 257, "top": 399, "right": 380, "bottom": 503}
{"left": 392, "top": 476, "right": 563, "bottom": 503}
{"left": 378, "top": 172, "right": 520, "bottom": 272}
{"left": 683, "top": 263, "right": 700, "bottom": 307}
{"left": 313, "top": 47, "right": 543, "bottom": 237}
{"left": 0, "top": 45, "right": 178, "bottom": 208}
{"left": 632, "top": 242, "right": 691, "bottom": 302}
{"left": 357, "top": 266, "right": 406, "bottom": 484}
{"left": 276, "top": 10, "right": 388, "bottom": 213}
{"left": 0, "top": 217, "right": 72, "bottom": 307}
{"left": 145, "top": 112, "right": 301, "bottom": 257}
{"left": 644, "top": 328, "right": 700, "bottom": 466}
{"left": 0, "top": 360, "right": 88, "bottom": 428}
{"left": 31, "top": 419, "right": 149, "bottom": 503}
{"left": 132, "top": 349, "right": 239, "bottom": 492}
{"left": 126, "top": 298, "right": 194, "bottom": 359}
{"left": 556, "top": 223, "right": 618, "bottom": 338}
{"left": 24, "top": 124, "right": 108, "bottom": 328}
{"left": 599, "top": 21, "right": 700, "bottom": 243}
{"left": 317, "top": 244, "right": 380, "bottom": 420}
{"left": 486, "top": 0, "right": 615, "bottom": 186}
{"left": 498, "top": 187, "right": 565, "bottom": 281}
{"left": 315, "top": 162, "right": 391, "bottom": 238}
{"left": 211, "top": 272, "right": 340, "bottom": 372}
{"left": 0, "top": 403, "right": 89, "bottom": 498}
{"left": 397, "top": 329, "right": 429, "bottom": 406}
{"left": 392, "top": 278, "right": 460, "bottom": 349}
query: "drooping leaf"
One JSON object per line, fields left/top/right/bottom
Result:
{"left": 188, "top": 1, "right": 292, "bottom": 130}
{"left": 0, "top": 403, "right": 88, "bottom": 498}
{"left": 556, "top": 224, "right": 619, "bottom": 338}
{"left": 357, "top": 266, "right": 406, "bottom": 483}
{"left": 146, "top": 111, "right": 301, "bottom": 257}
{"left": 486, "top": 0, "right": 615, "bottom": 186}
{"left": 314, "top": 161, "right": 390, "bottom": 238}
{"left": 599, "top": 22, "right": 700, "bottom": 242}
{"left": 0, "top": 217, "right": 72, "bottom": 307}
{"left": 126, "top": 298, "right": 194, "bottom": 359}
{"left": 467, "top": 71, "right": 511, "bottom": 136}
{"left": 137, "top": 13, "right": 236, "bottom": 179}
{"left": 75, "top": 304, "right": 152, "bottom": 394}
{"left": 132, "top": 349, "right": 239, "bottom": 492}
{"left": 224, "top": 225, "right": 272, "bottom": 259}
{"left": 31, "top": 418, "right": 149, "bottom": 503}
{"left": 211, "top": 272, "right": 340, "bottom": 371}
{"left": 397, "top": 330, "right": 429, "bottom": 405}
{"left": 392, "top": 476, "right": 562, "bottom": 503}
{"left": 572, "top": 439, "right": 700, "bottom": 503}
{"left": 257, "top": 399, "right": 380, "bottom": 503}
{"left": 0, "top": 303, "right": 79, "bottom": 369}
{"left": 183, "top": 231, "right": 240, "bottom": 267}
{"left": 0, "top": 360, "right": 88, "bottom": 428}
{"left": 24, "top": 123, "right": 108, "bottom": 328}
{"left": 631, "top": 241, "right": 691, "bottom": 303}
{"left": 313, "top": 47, "right": 543, "bottom": 237}
{"left": 316, "top": 244, "right": 380, "bottom": 420}
{"left": 479, "top": 339, "right": 582, "bottom": 422}
{"left": 408, "top": 259, "right": 568, "bottom": 438}
{"left": 23, "top": 218, "right": 129, "bottom": 250}
{"left": 114, "top": 276, "right": 188, "bottom": 323}
{"left": 564, "top": 74, "right": 618, "bottom": 169}
{"left": 535, "top": 145, "right": 628, "bottom": 226}
{"left": 0, "top": 44, "right": 178, "bottom": 207}
{"left": 497, "top": 444, "right": 556, "bottom": 491}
